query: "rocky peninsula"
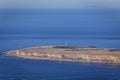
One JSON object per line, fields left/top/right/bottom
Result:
{"left": 6, "top": 45, "right": 120, "bottom": 64}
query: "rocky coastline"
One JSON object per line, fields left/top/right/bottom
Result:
{"left": 6, "top": 45, "right": 120, "bottom": 64}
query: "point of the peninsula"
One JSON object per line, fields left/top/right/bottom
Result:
{"left": 6, "top": 45, "right": 120, "bottom": 64}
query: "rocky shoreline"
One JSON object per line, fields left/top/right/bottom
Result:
{"left": 6, "top": 45, "right": 120, "bottom": 64}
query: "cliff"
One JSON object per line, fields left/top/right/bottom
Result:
{"left": 6, "top": 45, "right": 120, "bottom": 64}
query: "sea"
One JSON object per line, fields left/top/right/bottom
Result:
{"left": 0, "top": 9, "right": 120, "bottom": 80}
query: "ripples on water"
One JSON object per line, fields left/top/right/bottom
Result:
{"left": 0, "top": 35, "right": 120, "bottom": 80}
{"left": 0, "top": 9, "right": 120, "bottom": 80}
{"left": 0, "top": 55, "right": 120, "bottom": 80}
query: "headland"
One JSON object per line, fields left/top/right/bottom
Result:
{"left": 6, "top": 45, "right": 120, "bottom": 64}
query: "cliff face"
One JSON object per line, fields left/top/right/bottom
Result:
{"left": 6, "top": 46, "right": 120, "bottom": 63}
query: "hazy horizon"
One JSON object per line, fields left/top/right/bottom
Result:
{"left": 0, "top": 0, "right": 120, "bottom": 35}
{"left": 0, "top": 8, "right": 120, "bottom": 35}
{"left": 0, "top": 0, "right": 120, "bottom": 9}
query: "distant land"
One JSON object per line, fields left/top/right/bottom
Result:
{"left": 6, "top": 45, "right": 120, "bottom": 64}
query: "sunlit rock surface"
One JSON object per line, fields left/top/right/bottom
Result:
{"left": 6, "top": 45, "right": 120, "bottom": 64}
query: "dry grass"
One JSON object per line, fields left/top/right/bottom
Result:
{"left": 6, "top": 46, "right": 120, "bottom": 63}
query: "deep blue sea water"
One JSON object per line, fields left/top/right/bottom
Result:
{"left": 0, "top": 9, "right": 120, "bottom": 80}
{"left": 0, "top": 34, "right": 120, "bottom": 80}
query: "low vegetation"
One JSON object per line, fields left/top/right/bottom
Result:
{"left": 6, "top": 45, "right": 120, "bottom": 64}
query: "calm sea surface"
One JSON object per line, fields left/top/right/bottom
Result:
{"left": 0, "top": 9, "right": 120, "bottom": 80}
{"left": 0, "top": 35, "right": 120, "bottom": 80}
